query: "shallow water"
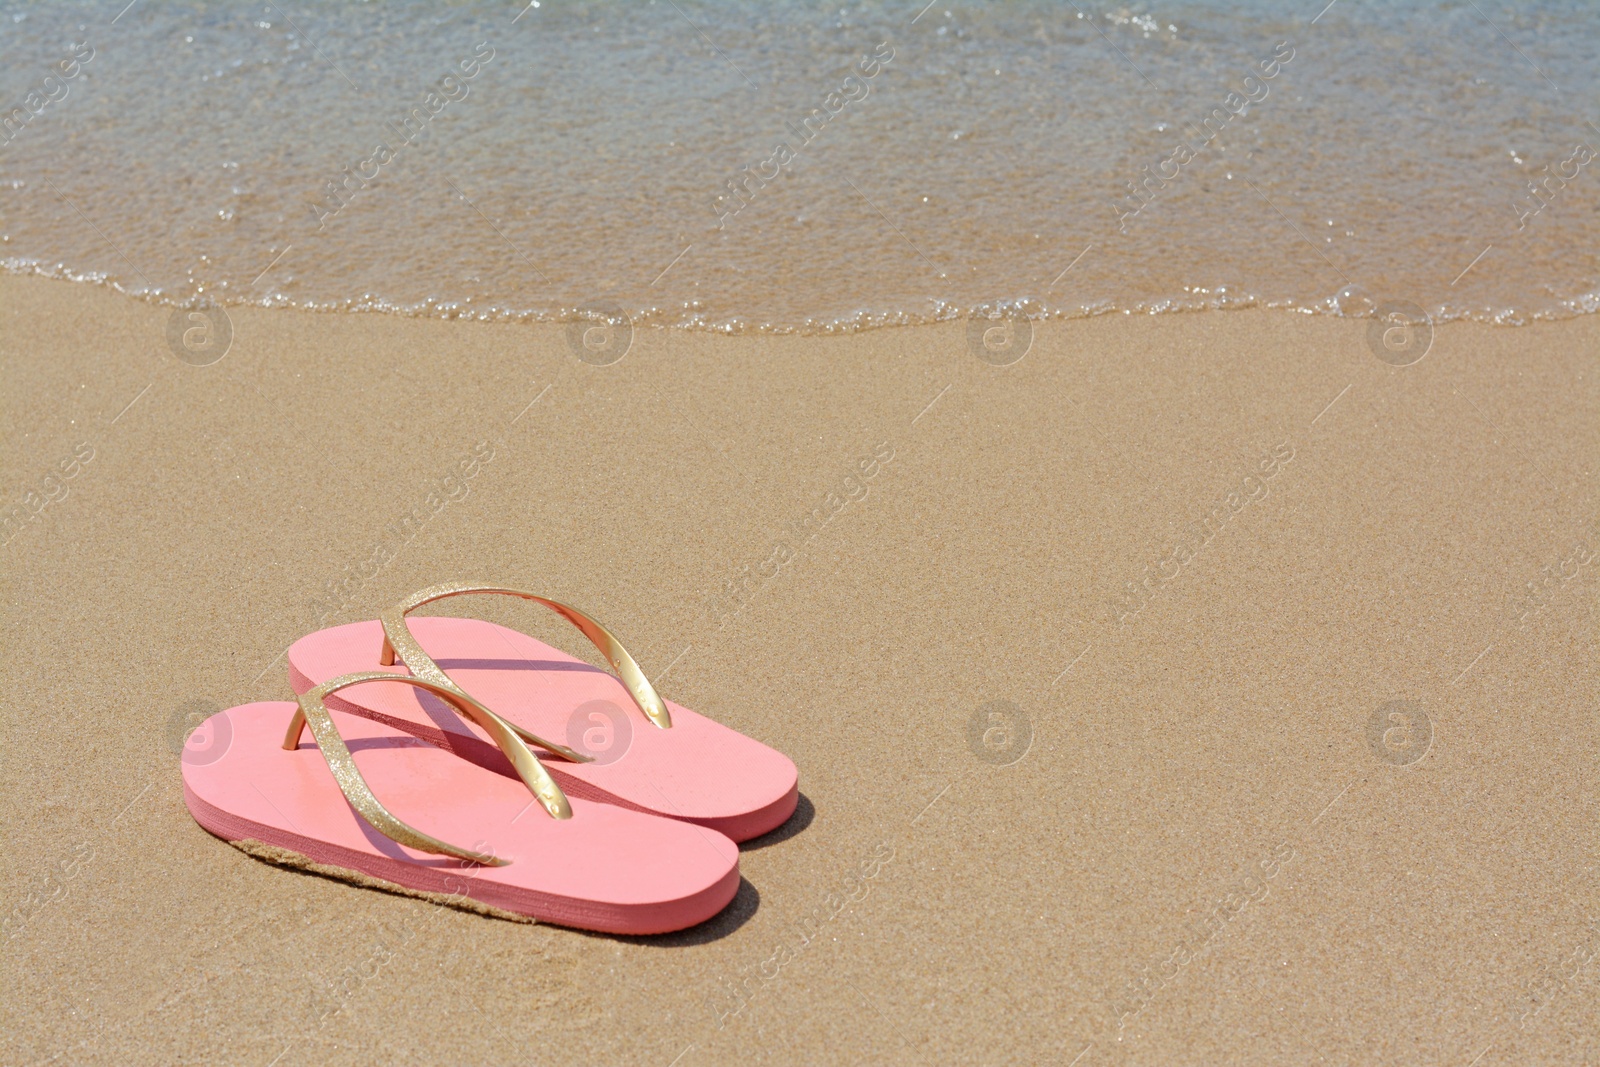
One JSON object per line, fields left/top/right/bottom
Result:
{"left": 1, "top": 0, "right": 1596, "bottom": 330}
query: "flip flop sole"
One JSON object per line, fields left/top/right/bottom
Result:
{"left": 289, "top": 619, "right": 798, "bottom": 842}
{"left": 182, "top": 702, "right": 741, "bottom": 934}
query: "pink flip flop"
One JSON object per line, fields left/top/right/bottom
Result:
{"left": 287, "top": 584, "right": 798, "bottom": 842}
{"left": 181, "top": 672, "right": 741, "bottom": 934}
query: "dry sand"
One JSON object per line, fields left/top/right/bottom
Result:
{"left": 2, "top": 273, "right": 1597, "bottom": 1065}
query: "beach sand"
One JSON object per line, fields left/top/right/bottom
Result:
{"left": 2, "top": 272, "right": 1596, "bottom": 1065}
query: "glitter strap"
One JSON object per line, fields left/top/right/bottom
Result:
{"left": 281, "top": 671, "right": 575, "bottom": 865}
{"left": 377, "top": 582, "right": 674, "bottom": 732}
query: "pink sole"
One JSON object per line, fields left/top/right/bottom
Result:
{"left": 288, "top": 618, "right": 799, "bottom": 842}
{"left": 181, "top": 702, "right": 741, "bottom": 934}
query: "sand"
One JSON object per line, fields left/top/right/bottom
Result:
{"left": 2, "top": 272, "right": 1596, "bottom": 1065}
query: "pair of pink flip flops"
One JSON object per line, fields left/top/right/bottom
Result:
{"left": 182, "top": 584, "right": 798, "bottom": 934}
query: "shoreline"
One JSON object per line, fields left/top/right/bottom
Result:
{"left": 3, "top": 262, "right": 1596, "bottom": 333}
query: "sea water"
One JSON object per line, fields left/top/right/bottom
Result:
{"left": 1, "top": 0, "right": 1595, "bottom": 330}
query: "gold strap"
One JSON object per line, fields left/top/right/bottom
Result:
{"left": 377, "top": 582, "right": 673, "bottom": 732}
{"left": 282, "top": 672, "right": 573, "bottom": 867}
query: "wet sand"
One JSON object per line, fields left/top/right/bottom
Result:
{"left": 2, "top": 273, "right": 1597, "bottom": 1065}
